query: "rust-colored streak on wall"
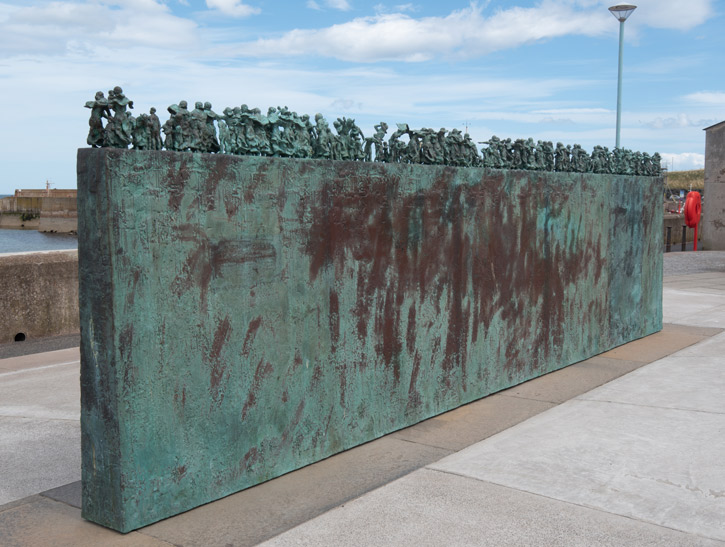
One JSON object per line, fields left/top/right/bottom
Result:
{"left": 302, "top": 170, "right": 609, "bottom": 390}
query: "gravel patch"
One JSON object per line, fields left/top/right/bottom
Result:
{"left": 664, "top": 251, "right": 725, "bottom": 277}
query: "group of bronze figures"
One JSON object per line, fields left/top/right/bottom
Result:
{"left": 86, "top": 87, "right": 662, "bottom": 176}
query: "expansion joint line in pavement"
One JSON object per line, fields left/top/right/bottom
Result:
{"left": 573, "top": 397, "right": 725, "bottom": 416}
{"left": 0, "top": 360, "right": 80, "bottom": 377}
{"left": 498, "top": 393, "right": 560, "bottom": 405}
{"left": 422, "top": 467, "right": 725, "bottom": 544}
{"left": 391, "top": 435, "right": 458, "bottom": 453}
{"left": 0, "top": 415, "right": 80, "bottom": 422}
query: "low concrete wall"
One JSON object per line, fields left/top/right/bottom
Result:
{"left": 0, "top": 250, "right": 79, "bottom": 344}
{"left": 0, "top": 213, "right": 40, "bottom": 229}
{"left": 664, "top": 214, "right": 701, "bottom": 246}
{"left": 78, "top": 148, "right": 663, "bottom": 532}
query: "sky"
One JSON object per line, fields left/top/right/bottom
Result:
{"left": 0, "top": 0, "right": 723, "bottom": 193}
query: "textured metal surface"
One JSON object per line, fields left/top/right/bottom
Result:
{"left": 77, "top": 148, "right": 662, "bottom": 532}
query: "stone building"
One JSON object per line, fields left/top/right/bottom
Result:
{"left": 703, "top": 121, "right": 725, "bottom": 250}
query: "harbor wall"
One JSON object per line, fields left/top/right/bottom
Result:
{"left": 0, "top": 192, "right": 77, "bottom": 233}
{"left": 0, "top": 250, "right": 79, "bottom": 344}
{"left": 38, "top": 197, "right": 78, "bottom": 233}
{"left": 0, "top": 213, "right": 40, "bottom": 229}
{"left": 78, "top": 148, "right": 663, "bottom": 532}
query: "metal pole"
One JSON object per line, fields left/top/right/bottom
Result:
{"left": 615, "top": 19, "right": 625, "bottom": 149}
{"left": 666, "top": 227, "right": 671, "bottom": 253}
{"left": 681, "top": 226, "right": 687, "bottom": 252}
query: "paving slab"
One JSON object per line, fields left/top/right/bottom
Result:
{"left": 662, "top": 285, "right": 725, "bottom": 296}
{"left": 580, "top": 355, "right": 725, "bottom": 414}
{"left": 662, "top": 251, "right": 725, "bottom": 276}
{"left": 664, "top": 273, "right": 725, "bottom": 282}
{"left": 41, "top": 481, "right": 82, "bottom": 509}
{"left": 261, "top": 468, "right": 723, "bottom": 547}
{"left": 0, "top": 357, "right": 81, "bottom": 506}
{"left": 430, "top": 400, "right": 725, "bottom": 542}
{"left": 0, "top": 334, "right": 80, "bottom": 360}
{"left": 0, "top": 347, "right": 79, "bottom": 373}
{"left": 498, "top": 357, "right": 645, "bottom": 404}
{"left": 672, "top": 331, "right": 725, "bottom": 357}
{"left": 138, "top": 436, "right": 452, "bottom": 547}
{"left": 391, "top": 394, "right": 555, "bottom": 451}
{"left": 0, "top": 497, "right": 172, "bottom": 547}
{"left": 597, "top": 325, "right": 711, "bottom": 362}
{"left": 657, "top": 324, "right": 724, "bottom": 338}
{"left": 663, "top": 287, "right": 725, "bottom": 327}
{"left": 0, "top": 360, "right": 80, "bottom": 419}
{"left": 0, "top": 417, "right": 80, "bottom": 506}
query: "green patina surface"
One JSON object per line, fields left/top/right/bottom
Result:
{"left": 77, "top": 148, "right": 662, "bottom": 532}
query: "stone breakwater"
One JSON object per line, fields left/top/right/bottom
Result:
{"left": 0, "top": 190, "right": 78, "bottom": 233}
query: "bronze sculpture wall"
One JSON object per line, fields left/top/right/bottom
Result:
{"left": 78, "top": 148, "right": 662, "bottom": 532}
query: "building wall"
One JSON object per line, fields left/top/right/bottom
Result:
{"left": 78, "top": 148, "right": 663, "bottom": 532}
{"left": 703, "top": 122, "right": 725, "bottom": 250}
{"left": 0, "top": 250, "right": 79, "bottom": 344}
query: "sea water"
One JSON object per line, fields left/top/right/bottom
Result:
{"left": 0, "top": 229, "right": 77, "bottom": 254}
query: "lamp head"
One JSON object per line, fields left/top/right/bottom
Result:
{"left": 609, "top": 3, "right": 637, "bottom": 22}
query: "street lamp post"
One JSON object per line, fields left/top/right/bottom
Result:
{"left": 609, "top": 3, "right": 636, "bottom": 149}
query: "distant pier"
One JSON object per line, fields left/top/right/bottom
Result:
{"left": 0, "top": 189, "right": 77, "bottom": 233}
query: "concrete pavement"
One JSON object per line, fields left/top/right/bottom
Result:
{"left": 0, "top": 348, "right": 80, "bottom": 506}
{"left": 1, "top": 251, "right": 724, "bottom": 546}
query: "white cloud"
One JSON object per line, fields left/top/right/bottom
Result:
{"left": 326, "top": 0, "right": 352, "bottom": 10}
{"left": 660, "top": 152, "right": 705, "bottom": 171}
{"left": 307, "top": 0, "right": 351, "bottom": 11}
{"left": 374, "top": 3, "right": 419, "bottom": 14}
{"left": 0, "top": 0, "right": 199, "bottom": 55}
{"left": 232, "top": 0, "right": 713, "bottom": 62}
{"left": 643, "top": 113, "right": 717, "bottom": 129}
{"left": 534, "top": 108, "right": 610, "bottom": 114}
{"left": 621, "top": 0, "right": 713, "bottom": 30}
{"left": 205, "top": 0, "right": 260, "bottom": 17}
{"left": 234, "top": 2, "right": 615, "bottom": 62}
{"left": 684, "top": 91, "right": 725, "bottom": 105}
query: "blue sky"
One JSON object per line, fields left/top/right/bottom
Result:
{"left": 0, "top": 0, "right": 723, "bottom": 193}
